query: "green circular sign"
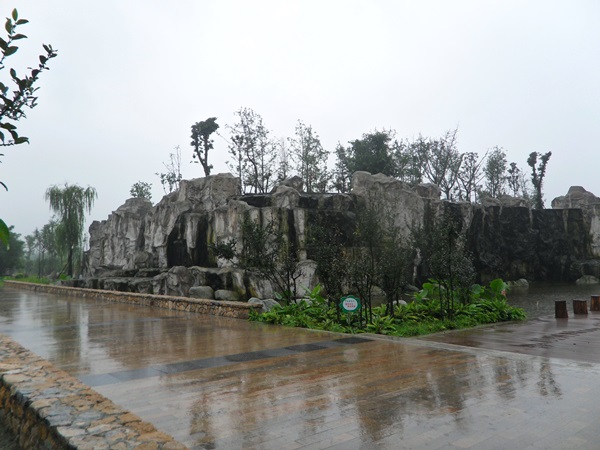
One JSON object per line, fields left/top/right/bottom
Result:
{"left": 340, "top": 295, "right": 361, "bottom": 313}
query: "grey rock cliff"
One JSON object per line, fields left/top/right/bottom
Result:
{"left": 84, "top": 175, "right": 600, "bottom": 294}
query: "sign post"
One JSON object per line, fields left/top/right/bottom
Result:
{"left": 340, "top": 295, "right": 361, "bottom": 313}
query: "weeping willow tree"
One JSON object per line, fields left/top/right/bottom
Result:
{"left": 45, "top": 184, "right": 97, "bottom": 276}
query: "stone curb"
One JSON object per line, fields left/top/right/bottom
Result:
{"left": 4, "top": 281, "right": 259, "bottom": 319}
{"left": 0, "top": 334, "right": 188, "bottom": 450}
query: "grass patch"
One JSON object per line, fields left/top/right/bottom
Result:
{"left": 2, "top": 275, "right": 53, "bottom": 285}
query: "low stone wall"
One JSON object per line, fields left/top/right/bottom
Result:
{"left": 4, "top": 281, "right": 258, "bottom": 319}
{"left": 0, "top": 334, "right": 187, "bottom": 449}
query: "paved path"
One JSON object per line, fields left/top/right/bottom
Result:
{"left": 2, "top": 287, "right": 600, "bottom": 449}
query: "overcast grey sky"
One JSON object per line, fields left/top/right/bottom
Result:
{"left": 2, "top": 0, "right": 600, "bottom": 238}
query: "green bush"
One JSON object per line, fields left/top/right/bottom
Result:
{"left": 249, "top": 279, "right": 526, "bottom": 337}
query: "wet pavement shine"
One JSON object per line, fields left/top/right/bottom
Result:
{"left": 2, "top": 287, "right": 600, "bottom": 449}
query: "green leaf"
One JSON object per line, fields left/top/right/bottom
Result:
{"left": 0, "top": 181, "right": 6, "bottom": 191}
{"left": 0, "top": 219, "right": 9, "bottom": 249}
{"left": 4, "top": 46, "right": 18, "bottom": 56}
{"left": 0, "top": 130, "right": 5, "bottom": 143}
{"left": 1, "top": 122, "right": 16, "bottom": 130}
{"left": 0, "top": 37, "right": 7, "bottom": 50}
{"left": 14, "top": 136, "right": 28, "bottom": 144}
{"left": 39, "top": 55, "right": 47, "bottom": 65}
{"left": 5, "top": 18, "right": 12, "bottom": 34}
{"left": 11, "top": 33, "right": 26, "bottom": 40}
{"left": 15, "top": 19, "right": 28, "bottom": 25}
{"left": 11, "top": 9, "right": 17, "bottom": 21}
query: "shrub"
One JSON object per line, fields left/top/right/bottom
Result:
{"left": 249, "top": 279, "right": 526, "bottom": 337}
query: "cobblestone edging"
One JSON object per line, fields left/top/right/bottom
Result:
{"left": 4, "top": 281, "right": 258, "bottom": 319}
{"left": 0, "top": 334, "right": 187, "bottom": 450}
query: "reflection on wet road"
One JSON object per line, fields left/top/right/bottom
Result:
{"left": 1, "top": 287, "right": 600, "bottom": 449}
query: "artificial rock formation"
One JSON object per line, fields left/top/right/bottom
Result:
{"left": 84, "top": 172, "right": 600, "bottom": 300}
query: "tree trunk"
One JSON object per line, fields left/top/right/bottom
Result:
{"left": 67, "top": 247, "right": 73, "bottom": 277}
{"left": 591, "top": 295, "right": 600, "bottom": 311}
{"left": 573, "top": 299, "right": 588, "bottom": 315}
{"left": 555, "top": 300, "right": 568, "bottom": 319}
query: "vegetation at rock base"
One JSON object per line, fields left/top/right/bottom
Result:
{"left": 250, "top": 280, "right": 526, "bottom": 337}
{"left": 212, "top": 214, "right": 302, "bottom": 304}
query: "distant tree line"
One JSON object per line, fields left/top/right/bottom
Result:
{"left": 183, "top": 107, "right": 552, "bottom": 208}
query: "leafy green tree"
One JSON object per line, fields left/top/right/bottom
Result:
{"left": 26, "top": 219, "right": 63, "bottom": 277}
{"left": 527, "top": 151, "right": 552, "bottom": 209}
{"left": 288, "top": 120, "right": 329, "bottom": 193}
{"left": 129, "top": 181, "right": 152, "bottom": 200}
{"left": 191, "top": 117, "right": 219, "bottom": 176}
{"left": 393, "top": 138, "right": 424, "bottom": 186}
{"left": 412, "top": 204, "right": 475, "bottom": 319}
{"left": 227, "top": 107, "right": 276, "bottom": 193}
{"left": 274, "top": 138, "right": 291, "bottom": 183}
{"left": 456, "top": 151, "right": 486, "bottom": 202}
{"left": 156, "top": 146, "right": 183, "bottom": 194}
{"left": 0, "top": 225, "right": 24, "bottom": 274}
{"left": 0, "top": 8, "right": 57, "bottom": 247}
{"left": 337, "top": 130, "right": 396, "bottom": 178}
{"left": 307, "top": 215, "right": 349, "bottom": 311}
{"left": 483, "top": 146, "right": 507, "bottom": 198}
{"left": 45, "top": 183, "right": 97, "bottom": 276}
{"left": 331, "top": 143, "right": 352, "bottom": 193}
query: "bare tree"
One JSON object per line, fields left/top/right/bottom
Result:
{"left": 227, "top": 107, "right": 276, "bottom": 193}
{"left": 420, "top": 129, "right": 463, "bottom": 200}
{"left": 156, "top": 146, "right": 183, "bottom": 194}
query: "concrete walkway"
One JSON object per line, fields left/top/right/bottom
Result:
{"left": 2, "top": 287, "right": 600, "bottom": 449}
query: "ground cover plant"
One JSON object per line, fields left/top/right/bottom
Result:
{"left": 0, "top": 274, "right": 53, "bottom": 287}
{"left": 250, "top": 279, "right": 526, "bottom": 337}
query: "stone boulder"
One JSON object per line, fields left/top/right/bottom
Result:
{"left": 189, "top": 286, "right": 214, "bottom": 299}
{"left": 129, "top": 278, "right": 153, "bottom": 294}
{"left": 271, "top": 185, "right": 301, "bottom": 209}
{"left": 84, "top": 198, "right": 153, "bottom": 275}
{"left": 102, "top": 278, "right": 132, "bottom": 292}
{"left": 507, "top": 278, "right": 529, "bottom": 289}
{"left": 351, "top": 171, "right": 431, "bottom": 238}
{"left": 271, "top": 175, "right": 304, "bottom": 193}
{"left": 248, "top": 297, "right": 280, "bottom": 313}
{"left": 552, "top": 186, "right": 600, "bottom": 209}
{"left": 143, "top": 174, "right": 242, "bottom": 268}
{"left": 576, "top": 275, "right": 600, "bottom": 285}
{"left": 165, "top": 266, "right": 193, "bottom": 296}
{"left": 215, "top": 289, "right": 240, "bottom": 301}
